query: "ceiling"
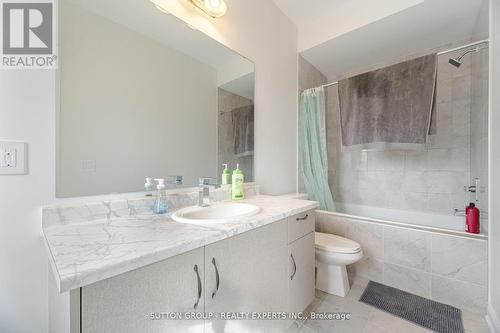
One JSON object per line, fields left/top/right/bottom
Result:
{"left": 64, "top": 0, "right": 252, "bottom": 71}
{"left": 273, "top": 0, "right": 425, "bottom": 51}
{"left": 220, "top": 73, "right": 255, "bottom": 100}
{"left": 274, "top": 0, "right": 488, "bottom": 81}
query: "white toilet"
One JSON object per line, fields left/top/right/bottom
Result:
{"left": 315, "top": 232, "right": 363, "bottom": 297}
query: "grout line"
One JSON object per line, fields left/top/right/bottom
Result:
{"left": 382, "top": 226, "right": 385, "bottom": 284}
{"left": 381, "top": 256, "right": 486, "bottom": 288}
{"left": 430, "top": 271, "right": 434, "bottom": 300}
{"left": 430, "top": 232, "right": 433, "bottom": 285}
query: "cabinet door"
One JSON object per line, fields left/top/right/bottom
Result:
{"left": 82, "top": 248, "right": 205, "bottom": 333}
{"left": 204, "top": 220, "right": 289, "bottom": 333}
{"left": 288, "top": 232, "right": 315, "bottom": 313}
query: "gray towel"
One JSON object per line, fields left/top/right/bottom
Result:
{"left": 338, "top": 54, "right": 438, "bottom": 151}
{"left": 232, "top": 105, "right": 254, "bottom": 157}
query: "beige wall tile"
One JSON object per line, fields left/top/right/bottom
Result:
{"left": 317, "top": 213, "right": 346, "bottom": 236}
{"left": 384, "top": 227, "right": 431, "bottom": 272}
{"left": 431, "top": 234, "right": 487, "bottom": 286}
{"left": 347, "top": 257, "right": 383, "bottom": 283}
{"left": 431, "top": 275, "right": 487, "bottom": 314}
{"left": 383, "top": 263, "right": 432, "bottom": 298}
{"left": 345, "top": 222, "right": 384, "bottom": 260}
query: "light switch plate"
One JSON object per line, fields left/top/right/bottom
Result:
{"left": 81, "top": 159, "right": 96, "bottom": 173}
{"left": 0, "top": 141, "right": 27, "bottom": 175}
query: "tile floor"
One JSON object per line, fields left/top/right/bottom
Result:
{"left": 288, "top": 278, "right": 490, "bottom": 333}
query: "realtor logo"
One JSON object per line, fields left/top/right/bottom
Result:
{"left": 1, "top": 1, "right": 57, "bottom": 68}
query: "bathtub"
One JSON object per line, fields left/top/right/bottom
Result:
{"left": 315, "top": 209, "right": 488, "bottom": 313}
{"left": 332, "top": 202, "right": 466, "bottom": 232}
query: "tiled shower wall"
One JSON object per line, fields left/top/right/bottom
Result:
{"left": 470, "top": 48, "right": 489, "bottom": 231}
{"left": 217, "top": 88, "right": 254, "bottom": 182}
{"left": 299, "top": 49, "right": 488, "bottom": 231}
{"left": 327, "top": 51, "right": 472, "bottom": 218}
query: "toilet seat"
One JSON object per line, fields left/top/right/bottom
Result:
{"left": 315, "top": 232, "right": 361, "bottom": 254}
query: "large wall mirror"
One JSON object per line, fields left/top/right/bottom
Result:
{"left": 57, "top": 0, "right": 255, "bottom": 198}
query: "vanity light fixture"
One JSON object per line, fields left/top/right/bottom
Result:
{"left": 149, "top": 0, "right": 172, "bottom": 14}
{"left": 153, "top": 3, "right": 171, "bottom": 14}
{"left": 191, "top": 0, "right": 227, "bottom": 18}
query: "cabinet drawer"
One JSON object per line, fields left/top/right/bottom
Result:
{"left": 288, "top": 210, "right": 315, "bottom": 243}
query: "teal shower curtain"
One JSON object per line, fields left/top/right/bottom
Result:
{"left": 299, "top": 87, "right": 335, "bottom": 211}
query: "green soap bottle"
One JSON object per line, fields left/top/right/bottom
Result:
{"left": 231, "top": 164, "right": 244, "bottom": 200}
{"left": 221, "top": 164, "right": 231, "bottom": 185}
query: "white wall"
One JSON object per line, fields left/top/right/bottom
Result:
{"left": 0, "top": 0, "right": 297, "bottom": 332}
{"left": 0, "top": 70, "right": 55, "bottom": 332}
{"left": 151, "top": 0, "right": 298, "bottom": 195}
{"left": 58, "top": 1, "right": 217, "bottom": 196}
{"left": 488, "top": 0, "right": 500, "bottom": 330}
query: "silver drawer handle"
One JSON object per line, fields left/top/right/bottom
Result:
{"left": 194, "top": 264, "right": 201, "bottom": 309}
{"left": 290, "top": 254, "right": 297, "bottom": 280}
{"left": 211, "top": 258, "right": 220, "bottom": 299}
{"left": 296, "top": 214, "right": 309, "bottom": 221}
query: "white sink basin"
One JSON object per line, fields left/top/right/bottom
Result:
{"left": 172, "top": 202, "right": 260, "bottom": 224}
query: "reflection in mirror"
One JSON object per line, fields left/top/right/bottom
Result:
{"left": 57, "top": 0, "right": 254, "bottom": 198}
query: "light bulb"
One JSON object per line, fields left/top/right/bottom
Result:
{"left": 203, "top": 0, "right": 226, "bottom": 17}
{"left": 190, "top": 0, "right": 227, "bottom": 17}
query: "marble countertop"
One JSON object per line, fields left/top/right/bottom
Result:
{"left": 44, "top": 195, "right": 318, "bottom": 293}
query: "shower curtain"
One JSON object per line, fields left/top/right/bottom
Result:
{"left": 299, "top": 87, "right": 336, "bottom": 211}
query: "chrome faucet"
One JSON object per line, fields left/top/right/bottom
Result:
{"left": 167, "top": 175, "right": 183, "bottom": 186}
{"left": 198, "top": 177, "right": 219, "bottom": 207}
{"left": 464, "top": 178, "right": 480, "bottom": 202}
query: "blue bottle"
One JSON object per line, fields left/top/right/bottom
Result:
{"left": 153, "top": 178, "right": 168, "bottom": 214}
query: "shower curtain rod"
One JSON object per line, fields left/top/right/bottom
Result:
{"left": 315, "top": 39, "right": 490, "bottom": 89}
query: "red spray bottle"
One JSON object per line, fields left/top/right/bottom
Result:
{"left": 466, "top": 203, "right": 480, "bottom": 234}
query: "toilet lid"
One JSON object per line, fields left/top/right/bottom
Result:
{"left": 315, "top": 232, "right": 361, "bottom": 254}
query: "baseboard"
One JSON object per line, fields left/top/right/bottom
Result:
{"left": 486, "top": 304, "right": 500, "bottom": 333}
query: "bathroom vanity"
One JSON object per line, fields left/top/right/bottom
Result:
{"left": 44, "top": 192, "right": 318, "bottom": 333}
{"left": 46, "top": 2, "right": 317, "bottom": 331}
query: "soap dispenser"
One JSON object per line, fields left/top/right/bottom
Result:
{"left": 144, "top": 177, "right": 154, "bottom": 197}
{"left": 231, "top": 164, "right": 244, "bottom": 200}
{"left": 466, "top": 202, "right": 480, "bottom": 234}
{"left": 221, "top": 164, "right": 231, "bottom": 185}
{"left": 153, "top": 178, "right": 168, "bottom": 214}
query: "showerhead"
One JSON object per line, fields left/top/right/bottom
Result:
{"left": 448, "top": 45, "right": 485, "bottom": 68}
{"left": 448, "top": 57, "right": 462, "bottom": 68}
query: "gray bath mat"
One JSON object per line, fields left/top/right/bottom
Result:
{"left": 359, "top": 281, "right": 464, "bottom": 333}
